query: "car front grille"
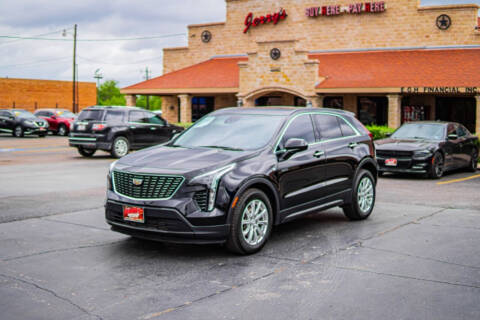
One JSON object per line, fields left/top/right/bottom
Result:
{"left": 194, "top": 190, "right": 208, "bottom": 211}
{"left": 376, "top": 150, "right": 413, "bottom": 158}
{"left": 112, "top": 171, "right": 184, "bottom": 200}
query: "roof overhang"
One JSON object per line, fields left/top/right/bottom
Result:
{"left": 121, "top": 88, "right": 239, "bottom": 95}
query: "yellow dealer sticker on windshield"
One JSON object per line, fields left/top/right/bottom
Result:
{"left": 14, "top": 111, "right": 20, "bottom": 116}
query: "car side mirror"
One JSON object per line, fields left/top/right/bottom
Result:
{"left": 284, "top": 138, "right": 309, "bottom": 152}
{"left": 447, "top": 134, "right": 458, "bottom": 140}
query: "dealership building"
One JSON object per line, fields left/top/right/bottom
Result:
{"left": 121, "top": 0, "right": 480, "bottom": 133}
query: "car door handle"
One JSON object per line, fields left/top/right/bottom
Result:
{"left": 150, "top": 127, "right": 157, "bottom": 131}
{"left": 348, "top": 142, "right": 358, "bottom": 149}
{"left": 313, "top": 151, "right": 325, "bottom": 158}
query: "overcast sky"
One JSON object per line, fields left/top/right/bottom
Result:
{"left": 0, "top": 0, "right": 478, "bottom": 88}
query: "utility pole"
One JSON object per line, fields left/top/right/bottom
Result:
{"left": 144, "top": 67, "right": 151, "bottom": 110}
{"left": 72, "top": 24, "right": 78, "bottom": 113}
{"left": 94, "top": 69, "right": 103, "bottom": 105}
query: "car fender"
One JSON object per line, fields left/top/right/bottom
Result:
{"left": 357, "top": 156, "right": 378, "bottom": 183}
{"left": 108, "top": 126, "right": 132, "bottom": 143}
{"left": 226, "top": 175, "right": 281, "bottom": 225}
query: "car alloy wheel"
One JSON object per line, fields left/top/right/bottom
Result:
{"left": 430, "top": 152, "right": 444, "bottom": 179}
{"left": 241, "top": 199, "right": 269, "bottom": 246}
{"left": 357, "top": 176, "right": 374, "bottom": 213}
{"left": 58, "top": 125, "right": 67, "bottom": 136}
{"left": 468, "top": 150, "right": 478, "bottom": 172}
{"left": 14, "top": 125, "right": 23, "bottom": 137}
{"left": 111, "top": 137, "right": 130, "bottom": 158}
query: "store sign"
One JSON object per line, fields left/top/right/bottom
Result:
{"left": 401, "top": 87, "right": 479, "bottom": 94}
{"left": 305, "top": 2, "right": 386, "bottom": 17}
{"left": 244, "top": 8, "right": 287, "bottom": 33}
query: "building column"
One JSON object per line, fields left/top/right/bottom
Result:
{"left": 178, "top": 94, "right": 192, "bottom": 123}
{"left": 125, "top": 95, "right": 137, "bottom": 106}
{"left": 308, "top": 95, "right": 324, "bottom": 108}
{"left": 476, "top": 95, "right": 480, "bottom": 135}
{"left": 387, "top": 94, "right": 402, "bottom": 129}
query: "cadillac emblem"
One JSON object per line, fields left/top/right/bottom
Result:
{"left": 132, "top": 178, "right": 143, "bottom": 186}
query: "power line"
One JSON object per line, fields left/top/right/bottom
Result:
{"left": 0, "top": 33, "right": 186, "bottom": 42}
{"left": 0, "top": 56, "right": 70, "bottom": 68}
{"left": 0, "top": 27, "right": 74, "bottom": 46}
{"left": 77, "top": 54, "right": 164, "bottom": 66}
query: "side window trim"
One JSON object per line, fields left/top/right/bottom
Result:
{"left": 274, "top": 112, "right": 360, "bottom": 153}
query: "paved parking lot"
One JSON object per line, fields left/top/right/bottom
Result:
{"left": 1, "top": 134, "right": 479, "bottom": 320}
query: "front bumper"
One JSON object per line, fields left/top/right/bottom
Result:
{"left": 69, "top": 133, "right": 112, "bottom": 150}
{"left": 105, "top": 192, "right": 231, "bottom": 244}
{"left": 24, "top": 126, "right": 48, "bottom": 135}
{"left": 377, "top": 156, "right": 432, "bottom": 174}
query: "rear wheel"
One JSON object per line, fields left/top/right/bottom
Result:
{"left": 57, "top": 124, "right": 68, "bottom": 136}
{"left": 77, "top": 147, "right": 96, "bottom": 157}
{"left": 111, "top": 136, "right": 130, "bottom": 158}
{"left": 38, "top": 134, "right": 46, "bottom": 138}
{"left": 429, "top": 152, "right": 444, "bottom": 179}
{"left": 13, "top": 125, "right": 24, "bottom": 137}
{"left": 343, "top": 169, "right": 376, "bottom": 221}
{"left": 226, "top": 188, "right": 273, "bottom": 255}
{"left": 467, "top": 149, "right": 478, "bottom": 172}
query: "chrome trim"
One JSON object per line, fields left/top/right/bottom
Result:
{"left": 69, "top": 137, "right": 97, "bottom": 141}
{"left": 0, "top": 128, "right": 12, "bottom": 133}
{"left": 285, "top": 177, "right": 349, "bottom": 199}
{"left": 285, "top": 200, "right": 343, "bottom": 220}
{"left": 112, "top": 170, "right": 185, "bottom": 201}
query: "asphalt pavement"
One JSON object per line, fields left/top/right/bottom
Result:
{"left": 0, "top": 134, "right": 479, "bottom": 320}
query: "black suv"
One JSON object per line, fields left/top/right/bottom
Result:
{"left": 106, "top": 107, "right": 378, "bottom": 254}
{"left": 69, "top": 106, "right": 183, "bottom": 158}
{"left": 0, "top": 109, "right": 49, "bottom": 137}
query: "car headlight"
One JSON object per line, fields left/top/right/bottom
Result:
{"left": 413, "top": 150, "right": 432, "bottom": 159}
{"left": 190, "top": 164, "right": 235, "bottom": 211}
{"left": 109, "top": 160, "right": 118, "bottom": 173}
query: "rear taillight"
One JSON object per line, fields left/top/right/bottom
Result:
{"left": 356, "top": 121, "right": 373, "bottom": 140}
{"left": 92, "top": 124, "right": 107, "bottom": 131}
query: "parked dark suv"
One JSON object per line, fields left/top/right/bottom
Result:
{"left": 69, "top": 106, "right": 183, "bottom": 158}
{"left": 0, "top": 109, "right": 49, "bottom": 137}
{"left": 106, "top": 107, "right": 378, "bottom": 254}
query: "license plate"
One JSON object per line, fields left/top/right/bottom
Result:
{"left": 39, "top": 127, "right": 46, "bottom": 131}
{"left": 385, "top": 158, "right": 398, "bottom": 167}
{"left": 77, "top": 125, "right": 86, "bottom": 131}
{"left": 123, "top": 206, "right": 145, "bottom": 223}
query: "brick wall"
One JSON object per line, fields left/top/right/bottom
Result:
{"left": 0, "top": 78, "right": 97, "bottom": 112}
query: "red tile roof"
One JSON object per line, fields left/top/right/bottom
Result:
{"left": 123, "top": 57, "right": 247, "bottom": 91}
{"left": 310, "top": 48, "right": 480, "bottom": 89}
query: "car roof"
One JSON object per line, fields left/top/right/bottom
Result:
{"left": 35, "top": 108, "right": 70, "bottom": 112}
{"left": 213, "top": 107, "right": 354, "bottom": 117}
{"left": 82, "top": 106, "right": 143, "bottom": 112}
{"left": 403, "top": 121, "right": 450, "bottom": 126}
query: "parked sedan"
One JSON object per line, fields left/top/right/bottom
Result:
{"left": 35, "top": 109, "right": 76, "bottom": 136}
{"left": 375, "top": 122, "right": 478, "bottom": 178}
{"left": 0, "top": 109, "right": 49, "bottom": 137}
{"left": 106, "top": 107, "right": 378, "bottom": 254}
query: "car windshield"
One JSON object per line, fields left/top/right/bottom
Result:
{"left": 56, "top": 110, "right": 75, "bottom": 118}
{"left": 171, "top": 114, "right": 286, "bottom": 151}
{"left": 78, "top": 109, "right": 104, "bottom": 121}
{"left": 392, "top": 123, "right": 445, "bottom": 140}
{"left": 14, "top": 110, "right": 36, "bottom": 119}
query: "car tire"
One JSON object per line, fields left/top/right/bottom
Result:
{"left": 467, "top": 149, "right": 478, "bottom": 172}
{"left": 13, "top": 125, "right": 24, "bottom": 138}
{"left": 78, "top": 147, "right": 96, "bottom": 157}
{"left": 226, "top": 188, "right": 273, "bottom": 255}
{"left": 111, "top": 136, "right": 130, "bottom": 158}
{"left": 57, "top": 124, "right": 68, "bottom": 136}
{"left": 378, "top": 171, "right": 384, "bottom": 177}
{"left": 38, "top": 134, "right": 46, "bottom": 138}
{"left": 429, "top": 152, "right": 444, "bottom": 179}
{"left": 343, "top": 169, "right": 376, "bottom": 221}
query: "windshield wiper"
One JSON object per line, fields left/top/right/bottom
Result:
{"left": 200, "top": 145, "right": 244, "bottom": 151}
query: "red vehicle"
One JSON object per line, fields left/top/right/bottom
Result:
{"left": 34, "top": 109, "right": 76, "bottom": 136}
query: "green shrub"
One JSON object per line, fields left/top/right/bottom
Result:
{"left": 174, "top": 122, "right": 193, "bottom": 129}
{"left": 366, "top": 125, "right": 396, "bottom": 140}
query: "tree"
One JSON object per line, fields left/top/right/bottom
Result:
{"left": 136, "top": 96, "right": 162, "bottom": 111}
{"left": 98, "top": 80, "right": 126, "bottom": 106}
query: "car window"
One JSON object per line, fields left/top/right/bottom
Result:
{"left": 280, "top": 114, "right": 315, "bottom": 148}
{"left": 447, "top": 123, "right": 457, "bottom": 136}
{"left": 313, "top": 114, "right": 343, "bottom": 140}
{"left": 0, "top": 111, "right": 10, "bottom": 117}
{"left": 105, "top": 110, "right": 125, "bottom": 122}
{"left": 78, "top": 109, "right": 104, "bottom": 121}
{"left": 338, "top": 117, "right": 357, "bottom": 137}
{"left": 145, "top": 113, "right": 166, "bottom": 125}
{"left": 457, "top": 125, "right": 467, "bottom": 137}
{"left": 129, "top": 111, "right": 147, "bottom": 123}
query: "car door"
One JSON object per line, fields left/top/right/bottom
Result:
{"left": 143, "top": 112, "right": 171, "bottom": 145}
{"left": 0, "top": 111, "right": 13, "bottom": 132}
{"left": 445, "top": 123, "right": 463, "bottom": 169}
{"left": 456, "top": 125, "right": 471, "bottom": 166}
{"left": 128, "top": 110, "right": 151, "bottom": 147}
{"left": 275, "top": 114, "right": 326, "bottom": 215}
{"left": 312, "top": 114, "right": 358, "bottom": 197}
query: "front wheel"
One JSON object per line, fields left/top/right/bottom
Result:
{"left": 226, "top": 189, "right": 273, "bottom": 255}
{"left": 343, "top": 169, "right": 376, "bottom": 221}
{"left": 111, "top": 136, "right": 130, "bottom": 158}
{"left": 77, "top": 147, "right": 96, "bottom": 157}
{"left": 467, "top": 150, "right": 478, "bottom": 172}
{"left": 57, "top": 124, "right": 68, "bottom": 136}
{"left": 13, "top": 125, "right": 24, "bottom": 137}
{"left": 429, "top": 152, "right": 444, "bottom": 179}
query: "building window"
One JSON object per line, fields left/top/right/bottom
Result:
{"left": 324, "top": 96, "right": 344, "bottom": 109}
{"left": 435, "top": 97, "right": 476, "bottom": 133}
{"left": 192, "top": 97, "right": 214, "bottom": 122}
{"left": 255, "top": 96, "right": 282, "bottom": 106}
{"left": 357, "top": 96, "right": 388, "bottom": 126}
{"left": 294, "top": 97, "right": 306, "bottom": 107}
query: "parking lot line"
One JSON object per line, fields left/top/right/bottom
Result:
{"left": 437, "top": 174, "right": 480, "bottom": 185}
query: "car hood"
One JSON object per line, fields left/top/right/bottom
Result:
{"left": 114, "top": 145, "right": 257, "bottom": 177}
{"left": 21, "top": 117, "right": 48, "bottom": 125}
{"left": 375, "top": 138, "right": 438, "bottom": 151}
